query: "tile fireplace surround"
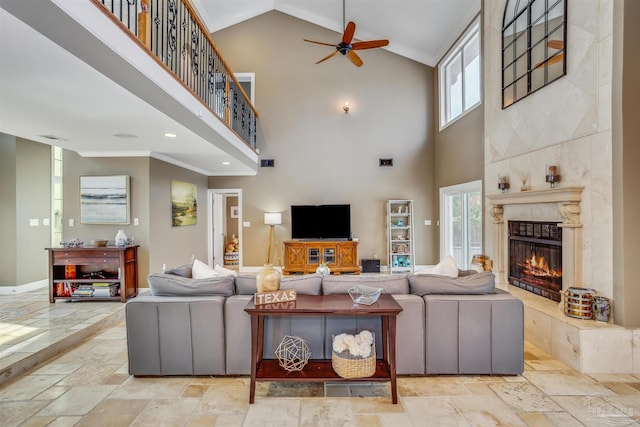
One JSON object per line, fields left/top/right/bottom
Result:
{"left": 487, "top": 187, "right": 639, "bottom": 374}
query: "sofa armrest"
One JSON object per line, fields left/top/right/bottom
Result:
{"left": 423, "top": 291, "right": 523, "bottom": 375}
{"left": 126, "top": 295, "right": 226, "bottom": 376}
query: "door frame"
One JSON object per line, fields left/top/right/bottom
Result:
{"left": 207, "top": 188, "right": 242, "bottom": 269}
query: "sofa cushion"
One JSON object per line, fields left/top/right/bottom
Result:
{"left": 322, "top": 274, "right": 409, "bottom": 295}
{"left": 409, "top": 271, "right": 495, "bottom": 295}
{"left": 147, "top": 273, "right": 234, "bottom": 296}
{"left": 164, "top": 263, "right": 192, "bottom": 278}
{"left": 234, "top": 274, "right": 322, "bottom": 295}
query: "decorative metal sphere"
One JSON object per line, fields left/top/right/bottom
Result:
{"left": 275, "top": 335, "right": 311, "bottom": 372}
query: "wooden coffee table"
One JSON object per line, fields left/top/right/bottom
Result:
{"left": 244, "top": 294, "right": 403, "bottom": 403}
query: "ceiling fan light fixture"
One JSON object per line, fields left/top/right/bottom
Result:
{"left": 303, "top": 0, "right": 389, "bottom": 67}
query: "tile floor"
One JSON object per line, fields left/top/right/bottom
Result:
{"left": 1, "top": 289, "right": 640, "bottom": 426}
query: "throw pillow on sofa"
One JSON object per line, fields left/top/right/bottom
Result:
{"left": 192, "top": 259, "right": 218, "bottom": 279}
{"left": 409, "top": 271, "right": 496, "bottom": 295}
{"left": 416, "top": 255, "right": 458, "bottom": 278}
{"left": 147, "top": 273, "right": 234, "bottom": 296}
{"left": 234, "top": 274, "right": 322, "bottom": 295}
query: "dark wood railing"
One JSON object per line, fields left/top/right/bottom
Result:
{"left": 94, "top": 0, "right": 257, "bottom": 150}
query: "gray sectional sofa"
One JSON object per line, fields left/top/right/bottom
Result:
{"left": 125, "top": 271, "right": 524, "bottom": 377}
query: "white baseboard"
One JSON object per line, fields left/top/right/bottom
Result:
{"left": 0, "top": 279, "right": 48, "bottom": 295}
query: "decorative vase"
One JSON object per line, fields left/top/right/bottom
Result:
{"left": 256, "top": 263, "right": 281, "bottom": 293}
{"left": 316, "top": 262, "right": 331, "bottom": 276}
{"left": 592, "top": 296, "right": 611, "bottom": 322}
{"left": 115, "top": 229, "right": 127, "bottom": 247}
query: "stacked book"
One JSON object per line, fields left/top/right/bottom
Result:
{"left": 92, "top": 282, "right": 120, "bottom": 297}
{"left": 72, "top": 285, "right": 94, "bottom": 298}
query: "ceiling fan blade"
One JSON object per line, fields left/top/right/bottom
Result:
{"left": 315, "top": 50, "right": 340, "bottom": 64}
{"left": 547, "top": 40, "right": 564, "bottom": 50}
{"left": 342, "top": 21, "right": 356, "bottom": 45}
{"left": 352, "top": 39, "right": 389, "bottom": 50}
{"left": 304, "top": 39, "right": 337, "bottom": 47}
{"left": 534, "top": 52, "right": 564, "bottom": 69}
{"left": 346, "top": 50, "right": 363, "bottom": 67}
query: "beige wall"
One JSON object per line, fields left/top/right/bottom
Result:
{"left": 613, "top": 0, "right": 640, "bottom": 326}
{"left": 148, "top": 157, "right": 209, "bottom": 275}
{"left": 63, "top": 152, "right": 152, "bottom": 284}
{"left": 0, "top": 134, "right": 50, "bottom": 287}
{"left": 210, "top": 11, "right": 437, "bottom": 267}
{"left": 16, "top": 138, "right": 51, "bottom": 285}
{"left": 0, "top": 133, "right": 17, "bottom": 286}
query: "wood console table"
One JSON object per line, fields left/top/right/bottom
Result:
{"left": 46, "top": 245, "right": 139, "bottom": 303}
{"left": 283, "top": 240, "right": 360, "bottom": 275}
{"left": 244, "top": 294, "right": 403, "bottom": 404}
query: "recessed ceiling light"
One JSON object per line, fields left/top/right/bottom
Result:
{"left": 222, "top": 161, "right": 231, "bottom": 165}
{"left": 164, "top": 133, "right": 177, "bottom": 138}
{"left": 113, "top": 133, "right": 137, "bottom": 139}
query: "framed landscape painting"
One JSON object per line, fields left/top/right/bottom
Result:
{"left": 171, "top": 180, "right": 197, "bottom": 226}
{"left": 80, "top": 175, "right": 130, "bottom": 224}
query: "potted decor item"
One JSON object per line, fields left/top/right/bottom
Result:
{"left": 316, "top": 258, "right": 331, "bottom": 276}
{"left": 115, "top": 229, "right": 127, "bottom": 247}
{"left": 332, "top": 330, "right": 376, "bottom": 378}
{"left": 256, "top": 263, "right": 281, "bottom": 293}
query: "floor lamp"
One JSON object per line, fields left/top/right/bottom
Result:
{"left": 264, "top": 212, "right": 283, "bottom": 267}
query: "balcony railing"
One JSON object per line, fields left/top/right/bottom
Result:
{"left": 94, "top": 0, "right": 258, "bottom": 149}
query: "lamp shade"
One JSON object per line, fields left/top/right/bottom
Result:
{"left": 264, "top": 212, "right": 282, "bottom": 225}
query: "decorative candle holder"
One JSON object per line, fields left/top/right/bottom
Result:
{"left": 545, "top": 165, "right": 560, "bottom": 188}
{"left": 498, "top": 176, "right": 510, "bottom": 193}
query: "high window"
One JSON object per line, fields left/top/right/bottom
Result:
{"left": 439, "top": 16, "right": 481, "bottom": 129}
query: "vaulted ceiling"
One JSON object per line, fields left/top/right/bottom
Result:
{"left": 0, "top": 0, "right": 479, "bottom": 175}
{"left": 193, "top": 0, "right": 480, "bottom": 66}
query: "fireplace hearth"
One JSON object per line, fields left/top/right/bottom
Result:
{"left": 508, "top": 221, "right": 562, "bottom": 302}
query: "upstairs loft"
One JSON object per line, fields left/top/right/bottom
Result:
{"left": 0, "top": 0, "right": 259, "bottom": 176}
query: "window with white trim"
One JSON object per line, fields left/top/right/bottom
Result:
{"left": 439, "top": 17, "right": 481, "bottom": 129}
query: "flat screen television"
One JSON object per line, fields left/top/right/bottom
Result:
{"left": 291, "top": 204, "right": 351, "bottom": 240}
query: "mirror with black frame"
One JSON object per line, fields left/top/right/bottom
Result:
{"left": 502, "top": 0, "right": 566, "bottom": 108}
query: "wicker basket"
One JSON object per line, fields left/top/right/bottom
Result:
{"left": 331, "top": 345, "right": 376, "bottom": 379}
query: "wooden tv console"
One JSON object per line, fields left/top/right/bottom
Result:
{"left": 283, "top": 240, "right": 360, "bottom": 275}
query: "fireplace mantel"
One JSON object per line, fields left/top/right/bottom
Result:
{"left": 486, "top": 186, "right": 584, "bottom": 291}
{"left": 486, "top": 186, "right": 584, "bottom": 206}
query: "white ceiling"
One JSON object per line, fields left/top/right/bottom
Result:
{"left": 0, "top": 0, "right": 479, "bottom": 176}
{"left": 193, "top": 0, "right": 480, "bottom": 67}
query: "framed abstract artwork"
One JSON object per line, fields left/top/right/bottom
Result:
{"left": 80, "top": 175, "right": 130, "bottom": 224}
{"left": 171, "top": 180, "right": 197, "bottom": 226}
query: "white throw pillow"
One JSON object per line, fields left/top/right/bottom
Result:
{"left": 429, "top": 255, "right": 459, "bottom": 278}
{"left": 214, "top": 264, "right": 237, "bottom": 277}
{"left": 192, "top": 259, "right": 218, "bottom": 279}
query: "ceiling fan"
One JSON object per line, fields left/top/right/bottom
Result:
{"left": 303, "top": 1, "right": 389, "bottom": 67}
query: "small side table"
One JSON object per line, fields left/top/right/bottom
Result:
{"left": 244, "top": 294, "right": 403, "bottom": 404}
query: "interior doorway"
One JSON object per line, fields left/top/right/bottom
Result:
{"left": 208, "top": 189, "right": 242, "bottom": 270}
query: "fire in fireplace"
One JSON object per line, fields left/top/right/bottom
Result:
{"left": 508, "top": 221, "right": 562, "bottom": 302}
